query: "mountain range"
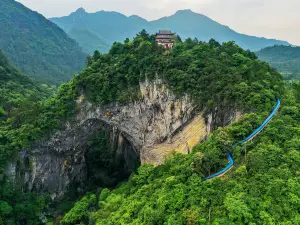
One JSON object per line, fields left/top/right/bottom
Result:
{"left": 0, "top": 0, "right": 87, "bottom": 85}
{"left": 50, "top": 8, "right": 290, "bottom": 54}
{"left": 0, "top": 1, "right": 292, "bottom": 86}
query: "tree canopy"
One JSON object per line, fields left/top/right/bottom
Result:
{"left": 76, "top": 31, "right": 283, "bottom": 113}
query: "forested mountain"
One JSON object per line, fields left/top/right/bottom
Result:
{"left": 257, "top": 45, "right": 300, "bottom": 80}
{"left": 50, "top": 8, "right": 289, "bottom": 53}
{"left": 0, "top": 0, "right": 87, "bottom": 85}
{"left": 68, "top": 28, "right": 110, "bottom": 53}
{"left": 2, "top": 31, "right": 294, "bottom": 224}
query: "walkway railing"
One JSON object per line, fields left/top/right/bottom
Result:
{"left": 204, "top": 99, "right": 281, "bottom": 180}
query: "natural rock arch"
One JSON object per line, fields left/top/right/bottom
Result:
{"left": 5, "top": 78, "right": 240, "bottom": 198}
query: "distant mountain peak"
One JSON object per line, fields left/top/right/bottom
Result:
{"left": 176, "top": 9, "right": 194, "bottom": 13}
{"left": 69, "top": 7, "right": 87, "bottom": 19}
{"left": 172, "top": 9, "right": 209, "bottom": 19}
{"left": 69, "top": 7, "right": 87, "bottom": 17}
{"left": 174, "top": 9, "right": 198, "bottom": 16}
{"left": 75, "top": 7, "right": 86, "bottom": 14}
{"left": 129, "top": 15, "right": 148, "bottom": 22}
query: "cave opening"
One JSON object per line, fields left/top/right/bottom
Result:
{"left": 84, "top": 126, "right": 141, "bottom": 190}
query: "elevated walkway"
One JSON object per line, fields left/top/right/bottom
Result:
{"left": 204, "top": 99, "right": 281, "bottom": 180}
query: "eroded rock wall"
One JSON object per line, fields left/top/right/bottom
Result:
{"left": 76, "top": 77, "right": 196, "bottom": 164}
{"left": 5, "top": 77, "right": 241, "bottom": 198}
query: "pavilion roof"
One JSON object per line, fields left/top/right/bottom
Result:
{"left": 156, "top": 30, "right": 176, "bottom": 35}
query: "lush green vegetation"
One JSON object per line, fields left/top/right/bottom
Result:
{"left": 0, "top": 79, "right": 76, "bottom": 170}
{"left": 50, "top": 9, "right": 289, "bottom": 53}
{"left": 62, "top": 83, "right": 300, "bottom": 225}
{"left": 76, "top": 31, "right": 282, "bottom": 113}
{"left": 0, "top": 179, "right": 49, "bottom": 225}
{"left": 61, "top": 193, "right": 97, "bottom": 225}
{"left": 0, "top": 49, "right": 52, "bottom": 115}
{"left": 0, "top": 31, "right": 288, "bottom": 224}
{"left": 0, "top": 49, "right": 55, "bottom": 224}
{"left": 257, "top": 45, "right": 300, "bottom": 80}
{"left": 0, "top": 0, "right": 87, "bottom": 85}
{"left": 0, "top": 48, "right": 57, "bottom": 167}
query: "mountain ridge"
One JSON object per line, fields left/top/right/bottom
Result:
{"left": 50, "top": 8, "right": 290, "bottom": 53}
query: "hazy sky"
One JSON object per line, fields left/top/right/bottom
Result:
{"left": 18, "top": 0, "right": 300, "bottom": 45}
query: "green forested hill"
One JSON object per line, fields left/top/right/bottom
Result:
{"left": 60, "top": 34, "right": 300, "bottom": 224}
{"left": 75, "top": 32, "right": 282, "bottom": 112}
{"left": 0, "top": 49, "right": 52, "bottom": 116}
{"left": 257, "top": 45, "right": 300, "bottom": 80}
{"left": 0, "top": 0, "right": 87, "bottom": 85}
{"left": 50, "top": 8, "right": 289, "bottom": 53}
{"left": 1, "top": 32, "right": 294, "bottom": 224}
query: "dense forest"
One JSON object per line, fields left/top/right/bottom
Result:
{"left": 0, "top": 48, "right": 54, "bottom": 167}
{"left": 0, "top": 0, "right": 87, "bottom": 85}
{"left": 257, "top": 45, "right": 300, "bottom": 80}
{"left": 76, "top": 31, "right": 282, "bottom": 112}
{"left": 0, "top": 49, "right": 53, "bottom": 116}
{"left": 0, "top": 49, "right": 55, "bottom": 224}
{"left": 1, "top": 31, "right": 297, "bottom": 224}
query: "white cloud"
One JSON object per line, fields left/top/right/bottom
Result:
{"left": 17, "top": 0, "right": 300, "bottom": 45}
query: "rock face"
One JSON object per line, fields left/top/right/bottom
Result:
{"left": 13, "top": 120, "right": 139, "bottom": 199}
{"left": 76, "top": 78, "right": 196, "bottom": 164}
{"left": 5, "top": 77, "right": 241, "bottom": 198}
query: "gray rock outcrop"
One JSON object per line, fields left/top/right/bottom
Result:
{"left": 5, "top": 77, "right": 241, "bottom": 198}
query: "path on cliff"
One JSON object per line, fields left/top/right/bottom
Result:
{"left": 204, "top": 99, "right": 281, "bottom": 180}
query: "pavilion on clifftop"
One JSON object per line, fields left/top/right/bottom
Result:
{"left": 155, "top": 30, "right": 176, "bottom": 49}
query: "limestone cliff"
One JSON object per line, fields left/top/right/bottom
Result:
{"left": 5, "top": 77, "right": 241, "bottom": 198}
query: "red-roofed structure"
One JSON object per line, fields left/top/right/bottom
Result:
{"left": 155, "top": 30, "right": 176, "bottom": 49}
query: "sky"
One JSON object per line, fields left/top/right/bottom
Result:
{"left": 18, "top": 0, "right": 300, "bottom": 45}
